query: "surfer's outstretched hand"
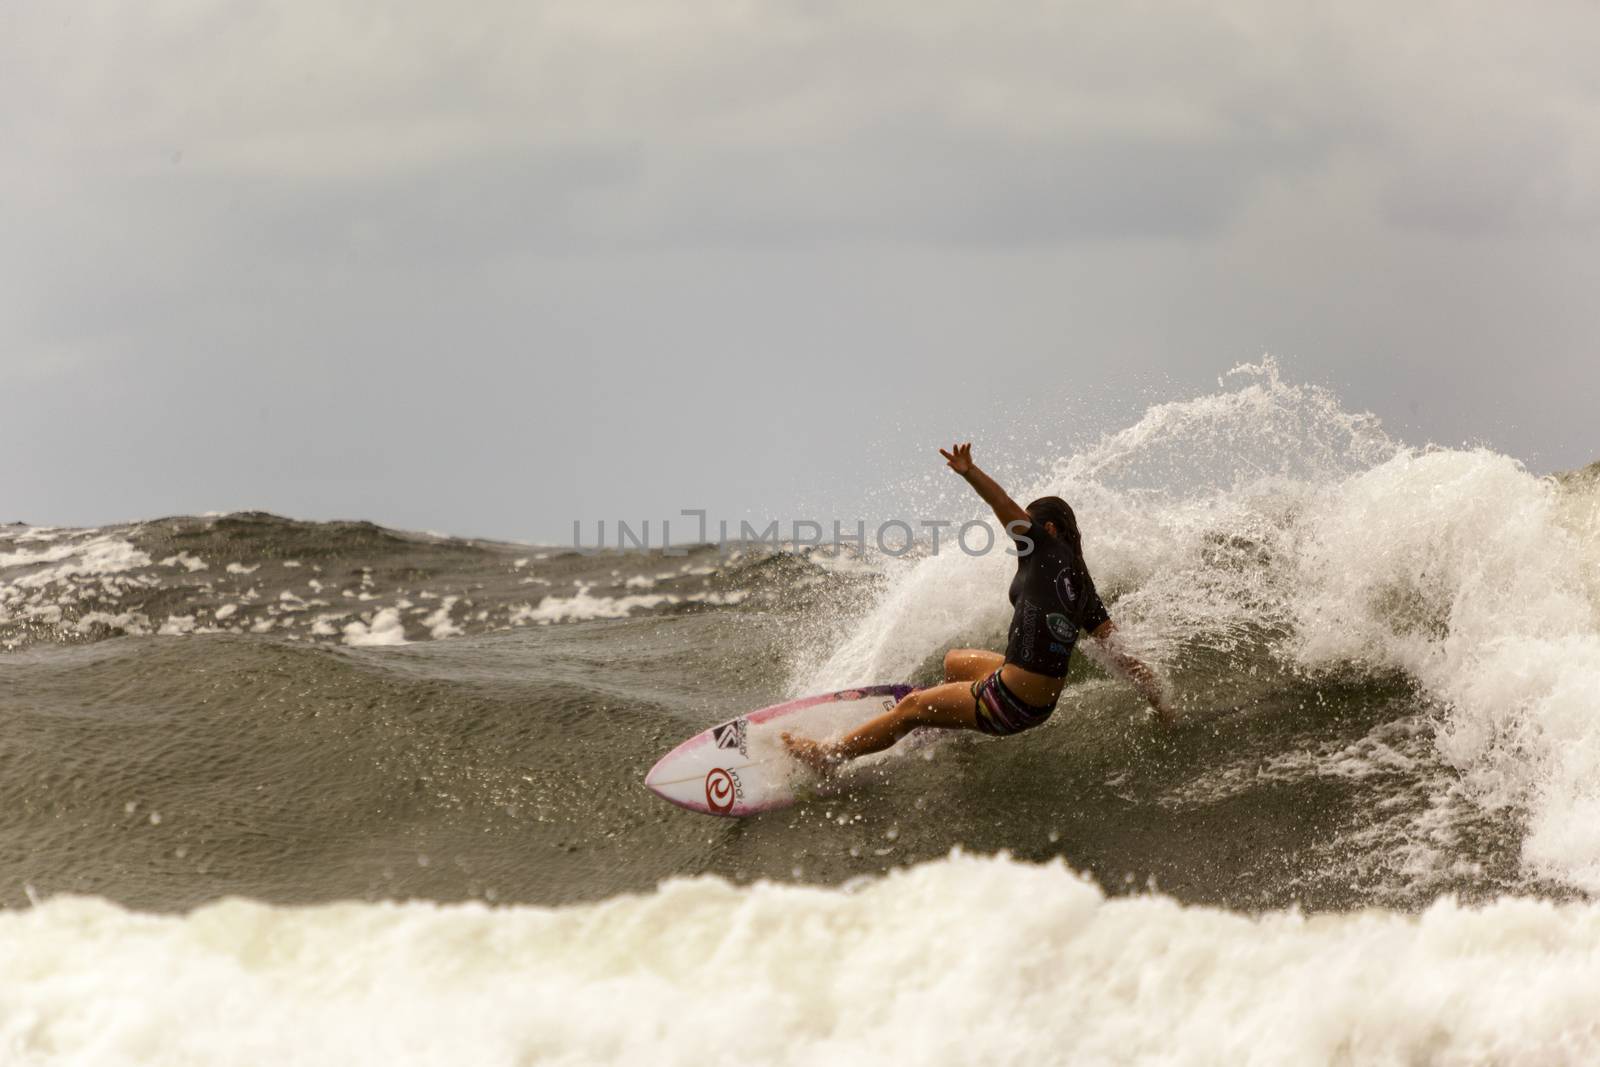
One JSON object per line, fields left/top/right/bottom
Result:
{"left": 939, "top": 442, "right": 974, "bottom": 474}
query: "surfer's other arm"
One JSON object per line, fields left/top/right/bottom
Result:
{"left": 1089, "top": 620, "right": 1175, "bottom": 726}
{"left": 939, "top": 442, "right": 1030, "bottom": 530}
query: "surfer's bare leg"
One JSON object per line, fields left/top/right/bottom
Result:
{"left": 943, "top": 648, "right": 1004, "bottom": 683}
{"left": 783, "top": 682, "right": 979, "bottom": 772}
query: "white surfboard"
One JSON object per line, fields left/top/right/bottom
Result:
{"left": 644, "top": 685, "right": 921, "bottom": 817}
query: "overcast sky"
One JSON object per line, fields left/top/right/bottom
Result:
{"left": 4, "top": 1, "right": 1597, "bottom": 542}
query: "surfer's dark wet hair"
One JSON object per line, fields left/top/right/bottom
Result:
{"left": 1026, "top": 496, "right": 1081, "bottom": 554}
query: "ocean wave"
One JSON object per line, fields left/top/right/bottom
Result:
{"left": 0, "top": 517, "right": 811, "bottom": 651}
{"left": 5, "top": 364, "right": 1598, "bottom": 907}
{"left": 799, "top": 360, "right": 1600, "bottom": 891}
{"left": 5, "top": 852, "right": 1599, "bottom": 1066}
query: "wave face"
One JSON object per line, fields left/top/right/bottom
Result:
{"left": 7, "top": 852, "right": 1600, "bottom": 1067}
{"left": 800, "top": 360, "right": 1600, "bottom": 893}
{"left": 1, "top": 361, "right": 1597, "bottom": 920}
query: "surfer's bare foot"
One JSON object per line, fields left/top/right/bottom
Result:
{"left": 782, "top": 732, "right": 842, "bottom": 775}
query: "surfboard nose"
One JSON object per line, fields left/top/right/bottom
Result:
{"left": 643, "top": 756, "right": 666, "bottom": 792}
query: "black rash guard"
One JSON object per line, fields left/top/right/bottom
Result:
{"left": 1004, "top": 521, "right": 1111, "bottom": 678}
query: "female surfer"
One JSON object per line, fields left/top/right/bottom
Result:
{"left": 784, "top": 442, "right": 1172, "bottom": 773}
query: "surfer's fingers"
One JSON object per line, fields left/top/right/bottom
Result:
{"left": 940, "top": 443, "right": 974, "bottom": 470}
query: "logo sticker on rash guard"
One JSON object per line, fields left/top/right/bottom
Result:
{"left": 1054, "top": 568, "right": 1076, "bottom": 605}
{"left": 705, "top": 768, "right": 742, "bottom": 814}
{"left": 1046, "top": 613, "right": 1076, "bottom": 643}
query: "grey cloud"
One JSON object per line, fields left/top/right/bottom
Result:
{"left": 7, "top": 101, "right": 1319, "bottom": 361}
{"left": 4, "top": 1, "right": 1599, "bottom": 539}
{"left": 1380, "top": 132, "right": 1600, "bottom": 236}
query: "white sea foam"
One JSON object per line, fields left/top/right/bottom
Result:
{"left": 1, "top": 535, "right": 152, "bottom": 591}
{"left": 422, "top": 596, "right": 463, "bottom": 639}
{"left": 0, "top": 535, "right": 157, "bottom": 643}
{"left": 310, "top": 614, "right": 343, "bottom": 637}
{"left": 342, "top": 607, "right": 407, "bottom": 646}
{"left": 800, "top": 361, "right": 1600, "bottom": 890}
{"left": 0, "top": 525, "right": 63, "bottom": 544}
{"left": 507, "top": 586, "right": 748, "bottom": 625}
{"left": 4, "top": 852, "right": 1600, "bottom": 1066}
{"left": 512, "top": 589, "right": 678, "bottom": 625}
{"left": 0, "top": 541, "right": 80, "bottom": 571}
{"left": 1289, "top": 448, "right": 1600, "bottom": 887}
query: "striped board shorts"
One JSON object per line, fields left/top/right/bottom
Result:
{"left": 971, "top": 668, "right": 1057, "bottom": 737}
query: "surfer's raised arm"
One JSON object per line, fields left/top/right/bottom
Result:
{"left": 1088, "top": 619, "right": 1176, "bottom": 726}
{"left": 939, "top": 442, "right": 1030, "bottom": 532}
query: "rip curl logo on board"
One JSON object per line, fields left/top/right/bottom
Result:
{"left": 712, "top": 718, "right": 748, "bottom": 757}
{"left": 705, "top": 767, "right": 742, "bottom": 814}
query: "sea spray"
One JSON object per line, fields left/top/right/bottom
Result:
{"left": 6, "top": 852, "right": 1600, "bottom": 1066}
{"left": 797, "top": 360, "right": 1600, "bottom": 889}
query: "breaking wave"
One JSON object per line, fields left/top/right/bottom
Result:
{"left": 6, "top": 851, "right": 1600, "bottom": 1066}
{"left": 800, "top": 360, "right": 1600, "bottom": 890}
